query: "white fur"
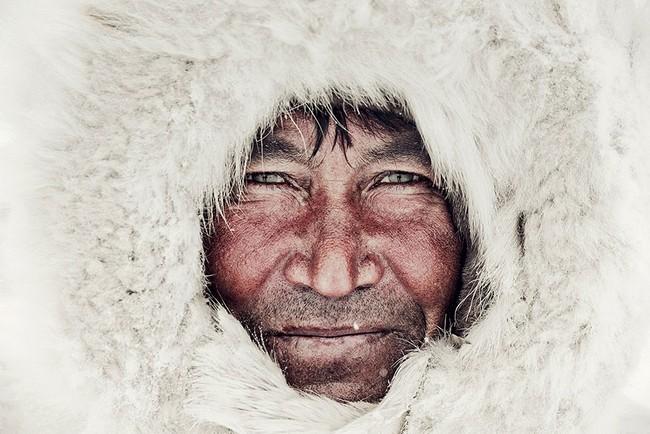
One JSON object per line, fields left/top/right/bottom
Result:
{"left": 1, "top": 1, "right": 649, "bottom": 432}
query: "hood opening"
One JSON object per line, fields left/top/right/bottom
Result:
{"left": 200, "top": 92, "right": 489, "bottom": 359}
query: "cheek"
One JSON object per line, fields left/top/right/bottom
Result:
{"left": 208, "top": 201, "right": 302, "bottom": 307}
{"left": 366, "top": 201, "right": 462, "bottom": 315}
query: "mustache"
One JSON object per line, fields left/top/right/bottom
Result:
{"left": 234, "top": 284, "right": 426, "bottom": 336}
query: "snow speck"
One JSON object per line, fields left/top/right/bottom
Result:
{"left": 353, "top": 321, "right": 360, "bottom": 331}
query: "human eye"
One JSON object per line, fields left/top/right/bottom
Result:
{"left": 241, "top": 171, "right": 307, "bottom": 205}
{"left": 376, "top": 171, "right": 427, "bottom": 185}
{"left": 245, "top": 172, "right": 287, "bottom": 185}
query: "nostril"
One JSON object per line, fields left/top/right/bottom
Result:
{"left": 294, "top": 284, "right": 314, "bottom": 293}
{"left": 355, "top": 284, "right": 373, "bottom": 291}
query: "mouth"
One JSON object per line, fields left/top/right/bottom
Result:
{"left": 260, "top": 323, "right": 419, "bottom": 402}
{"left": 264, "top": 326, "right": 398, "bottom": 354}
{"left": 271, "top": 326, "right": 391, "bottom": 339}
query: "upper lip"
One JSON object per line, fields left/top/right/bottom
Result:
{"left": 271, "top": 326, "right": 389, "bottom": 338}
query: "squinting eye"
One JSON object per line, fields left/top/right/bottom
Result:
{"left": 377, "top": 171, "right": 423, "bottom": 184}
{"left": 245, "top": 172, "right": 286, "bottom": 184}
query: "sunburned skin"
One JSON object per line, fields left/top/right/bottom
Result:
{"left": 206, "top": 112, "right": 463, "bottom": 402}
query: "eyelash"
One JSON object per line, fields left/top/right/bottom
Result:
{"left": 245, "top": 171, "right": 434, "bottom": 193}
{"left": 245, "top": 172, "right": 286, "bottom": 185}
{"left": 244, "top": 172, "right": 299, "bottom": 192}
{"left": 372, "top": 171, "right": 431, "bottom": 188}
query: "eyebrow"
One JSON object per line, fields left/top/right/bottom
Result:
{"left": 249, "top": 137, "right": 312, "bottom": 165}
{"left": 360, "top": 132, "right": 431, "bottom": 167}
{"left": 249, "top": 132, "right": 431, "bottom": 168}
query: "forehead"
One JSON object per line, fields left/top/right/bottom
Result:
{"left": 250, "top": 110, "right": 431, "bottom": 167}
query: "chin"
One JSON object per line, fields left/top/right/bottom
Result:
{"left": 267, "top": 332, "right": 407, "bottom": 403}
{"left": 298, "top": 379, "right": 389, "bottom": 403}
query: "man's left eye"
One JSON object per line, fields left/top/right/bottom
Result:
{"left": 377, "top": 171, "right": 424, "bottom": 184}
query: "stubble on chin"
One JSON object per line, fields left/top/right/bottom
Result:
{"left": 224, "top": 285, "right": 428, "bottom": 402}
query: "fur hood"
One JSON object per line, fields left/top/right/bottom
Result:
{"left": 1, "top": 1, "right": 649, "bottom": 432}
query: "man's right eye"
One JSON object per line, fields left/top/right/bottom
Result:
{"left": 245, "top": 172, "right": 286, "bottom": 185}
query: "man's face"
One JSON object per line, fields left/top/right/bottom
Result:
{"left": 207, "top": 112, "right": 462, "bottom": 402}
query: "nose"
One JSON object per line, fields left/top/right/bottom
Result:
{"left": 284, "top": 213, "right": 382, "bottom": 299}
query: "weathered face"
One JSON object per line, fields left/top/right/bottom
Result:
{"left": 206, "top": 112, "right": 463, "bottom": 402}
